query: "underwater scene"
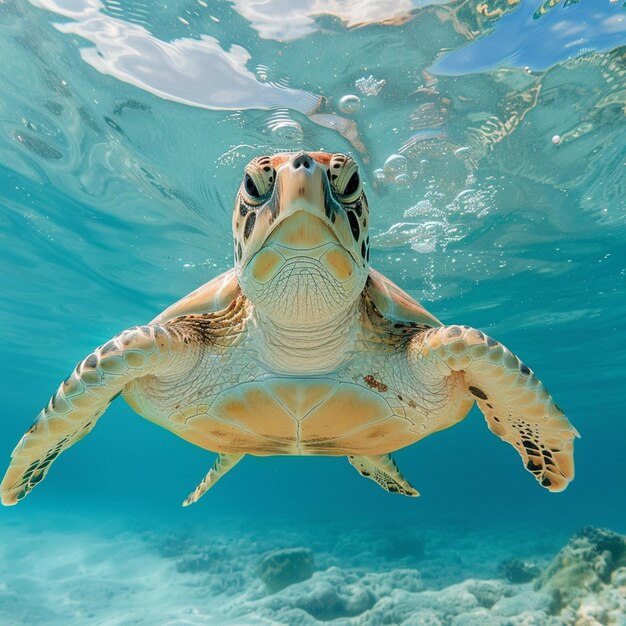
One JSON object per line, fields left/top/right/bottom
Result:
{"left": 1, "top": 0, "right": 625, "bottom": 624}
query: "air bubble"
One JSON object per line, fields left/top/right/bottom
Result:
{"left": 552, "top": 135, "right": 561, "bottom": 145}
{"left": 394, "top": 174, "right": 411, "bottom": 188}
{"left": 271, "top": 122, "right": 303, "bottom": 142}
{"left": 267, "top": 109, "right": 304, "bottom": 143}
{"left": 383, "top": 154, "right": 408, "bottom": 176}
{"left": 374, "top": 168, "right": 385, "bottom": 182}
{"left": 339, "top": 94, "right": 361, "bottom": 114}
{"left": 404, "top": 200, "right": 434, "bottom": 218}
{"left": 256, "top": 65, "right": 269, "bottom": 82}
{"left": 355, "top": 75, "right": 386, "bottom": 97}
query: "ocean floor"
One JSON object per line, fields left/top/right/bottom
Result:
{"left": 0, "top": 513, "right": 624, "bottom": 626}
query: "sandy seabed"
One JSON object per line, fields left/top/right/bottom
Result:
{"left": 0, "top": 513, "right": 624, "bottom": 626}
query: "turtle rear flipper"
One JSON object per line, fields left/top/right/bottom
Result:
{"left": 349, "top": 454, "right": 419, "bottom": 497}
{"left": 183, "top": 453, "right": 245, "bottom": 507}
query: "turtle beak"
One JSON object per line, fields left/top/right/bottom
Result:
{"left": 276, "top": 152, "right": 326, "bottom": 217}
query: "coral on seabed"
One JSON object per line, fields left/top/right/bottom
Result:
{"left": 498, "top": 558, "right": 540, "bottom": 584}
{"left": 259, "top": 547, "right": 315, "bottom": 593}
{"left": 225, "top": 527, "right": 626, "bottom": 626}
{"left": 537, "top": 526, "right": 626, "bottom": 626}
{"left": 228, "top": 568, "right": 561, "bottom": 626}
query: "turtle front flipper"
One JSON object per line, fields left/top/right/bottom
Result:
{"left": 1, "top": 324, "right": 193, "bottom": 506}
{"left": 411, "top": 326, "right": 579, "bottom": 492}
{"left": 348, "top": 454, "right": 419, "bottom": 497}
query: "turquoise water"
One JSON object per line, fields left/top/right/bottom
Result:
{"left": 1, "top": 1, "right": 625, "bottom": 624}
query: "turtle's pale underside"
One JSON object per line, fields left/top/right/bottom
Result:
{"left": 1, "top": 152, "right": 578, "bottom": 507}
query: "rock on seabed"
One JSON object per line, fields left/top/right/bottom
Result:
{"left": 259, "top": 547, "right": 315, "bottom": 593}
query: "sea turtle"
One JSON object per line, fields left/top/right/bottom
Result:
{"left": 1, "top": 151, "right": 579, "bottom": 507}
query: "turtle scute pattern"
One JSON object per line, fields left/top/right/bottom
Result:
{"left": 412, "top": 324, "right": 578, "bottom": 492}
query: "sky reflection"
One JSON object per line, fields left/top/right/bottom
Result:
{"left": 31, "top": 0, "right": 322, "bottom": 113}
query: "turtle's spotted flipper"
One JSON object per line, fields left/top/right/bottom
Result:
{"left": 1, "top": 324, "right": 189, "bottom": 506}
{"left": 348, "top": 454, "right": 419, "bottom": 497}
{"left": 413, "top": 326, "right": 579, "bottom": 492}
{"left": 182, "top": 453, "right": 245, "bottom": 507}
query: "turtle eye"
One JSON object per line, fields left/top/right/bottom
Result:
{"left": 327, "top": 153, "right": 362, "bottom": 203}
{"left": 241, "top": 156, "right": 275, "bottom": 206}
{"left": 244, "top": 174, "right": 260, "bottom": 198}
{"left": 343, "top": 171, "right": 360, "bottom": 196}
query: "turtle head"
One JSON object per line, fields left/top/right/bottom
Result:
{"left": 233, "top": 151, "right": 370, "bottom": 325}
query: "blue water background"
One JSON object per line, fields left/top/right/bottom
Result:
{"left": 0, "top": 0, "right": 625, "bottom": 540}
